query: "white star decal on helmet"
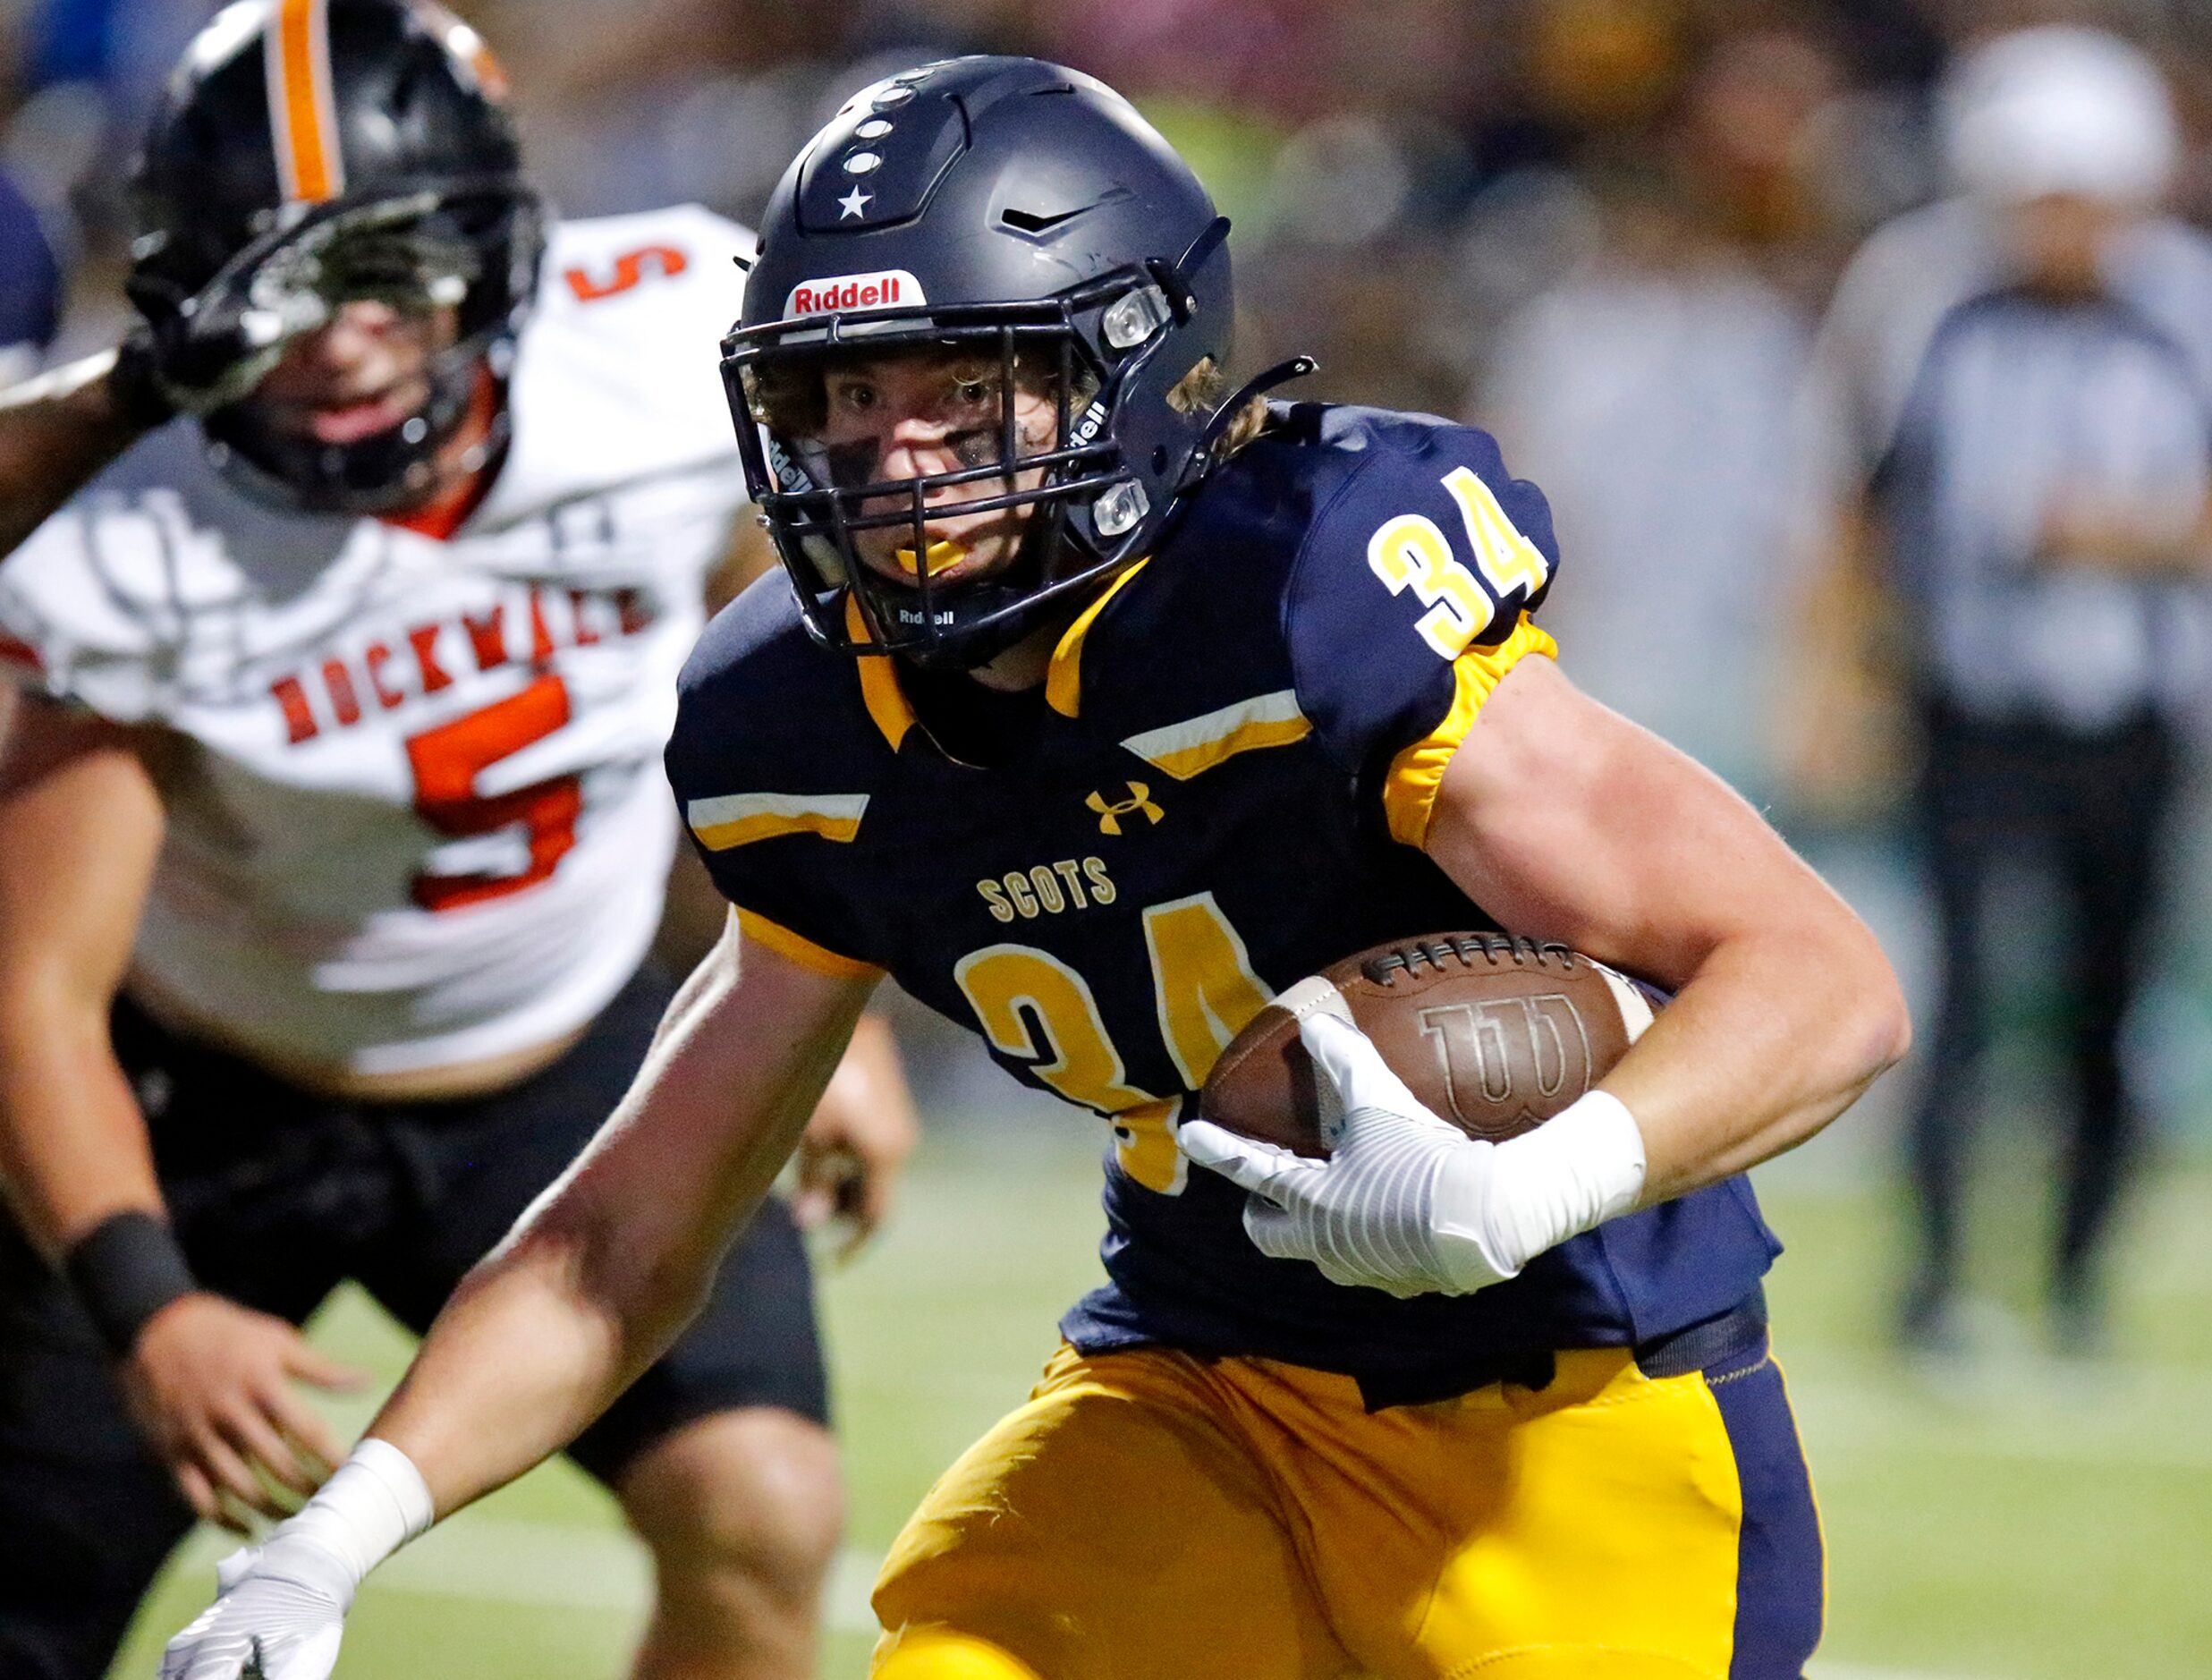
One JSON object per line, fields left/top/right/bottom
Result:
{"left": 838, "top": 187, "right": 872, "bottom": 219}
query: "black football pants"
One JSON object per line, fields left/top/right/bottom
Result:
{"left": 0, "top": 963, "right": 826, "bottom": 1680}
{"left": 1905, "top": 700, "right": 2178, "bottom": 1311}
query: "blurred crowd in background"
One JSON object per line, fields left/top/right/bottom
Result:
{"left": 16, "top": 0, "right": 2211, "bottom": 792}
{"left": 6, "top": 0, "right": 2212, "bottom": 1350}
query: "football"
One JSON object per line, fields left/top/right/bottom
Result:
{"left": 1199, "top": 934, "right": 1659, "bottom": 1158}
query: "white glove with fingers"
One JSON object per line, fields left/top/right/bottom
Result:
{"left": 157, "top": 1438, "right": 434, "bottom": 1680}
{"left": 1179, "top": 1012, "right": 1648, "bottom": 1297}
{"left": 157, "top": 1532, "right": 352, "bottom": 1680}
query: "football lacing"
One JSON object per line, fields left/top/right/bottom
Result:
{"left": 1360, "top": 933, "right": 1574, "bottom": 986}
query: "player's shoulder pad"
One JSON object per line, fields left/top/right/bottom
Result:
{"left": 666, "top": 574, "right": 891, "bottom": 972}
{"left": 0, "top": 424, "right": 252, "bottom": 716}
{"left": 1273, "top": 406, "right": 1561, "bottom": 775}
{"left": 1284, "top": 406, "right": 1559, "bottom": 660}
{"left": 667, "top": 569, "right": 865, "bottom": 793}
{"left": 492, "top": 208, "right": 754, "bottom": 515}
{"left": 0, "top": 500, "right": 158, "bottom": 688}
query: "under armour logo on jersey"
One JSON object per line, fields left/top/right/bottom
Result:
{"left": 1087, "top": 781, "right": 1163, "bottom": 836}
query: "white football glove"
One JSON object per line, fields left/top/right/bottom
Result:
{"left": 1180, "top": 1010, "right": 1650, "bottom": 1298}
{"left": 157, "top": 1532, "right": 353, "bottom": 1680}
{"left": 1179, "top": 1012, "right": 1520, "bottom": 1297}
{"left": 157, "top": 1438, "right": 434, "bottom": 1680}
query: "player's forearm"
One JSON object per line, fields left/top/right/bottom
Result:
{"left": 0, "top": 350, "right": 158, "bottom": 559}
{"left": 1428, "top": 657, "right": 1911, "bottom": 1206}
{"left": 366, "top": 934, "right": 869, "bottom": 1518}
{"left": 0, "top": 726, "right": 166, "bottom": 1256}
{"left": 0, "top": 1005, "right": 164, "bottom": 1257}
{"left": 832, "top": 1012, "right": 908, "bottom": 1112}
{"left": 370, "top": 1121, "right": 820, "bottom": 1520}
{"left": 363, "top": 1226, "right": 643, "bottom": 1515}
{"left": 1603, "top": 911, "right": 1910, "bottom": 1203}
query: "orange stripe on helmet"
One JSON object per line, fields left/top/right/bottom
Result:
{"left": 265, "top": 0, "right": 345, "bottom": 204}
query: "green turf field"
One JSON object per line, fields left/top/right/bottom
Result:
{"left": 110, "top": 1122, "right": 2212, "bottom": 1679}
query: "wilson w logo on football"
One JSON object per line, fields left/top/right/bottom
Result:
{"left": 783, "top": 269, "right": 926, "bottom": 317}
{"left": 1418, "top": 996, "right": 1589, "bottom": 1127}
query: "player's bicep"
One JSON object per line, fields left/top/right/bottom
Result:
{"left": 1421, "top": 657, "right": 1835, "bottom": 989}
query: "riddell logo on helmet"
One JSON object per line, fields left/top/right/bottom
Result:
{"left": 784, "top": 270, "right": 926, "bottom": 318}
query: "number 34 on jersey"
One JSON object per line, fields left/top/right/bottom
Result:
{"left": 949, "top": 468, "right": 1549, "bottom": 1192}
{"left": 953, "top": 891, "right": 1270, "bottom": 1197}
{"left": 1366, "top": 464, "right": 1551, "bottom": 660}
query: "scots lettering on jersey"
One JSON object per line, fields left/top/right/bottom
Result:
{"left": 267, "top": 581, "right": 660, "bottom": 745}
{"left": 784, "top": 269, "right": 924, "bottom": 318}
{"left": 977, "top": 857, "right": 1117, "bottom": 922}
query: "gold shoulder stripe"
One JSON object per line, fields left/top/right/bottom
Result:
{"left": 1121, "top": 689, "right": 1312, "bottom": 781}
{"left": 1046, "top": 558, "right": 1151, "bottom": 718}
{"left": 733, "top": 907, "right": 881, "bottom": 981}
{"left": 266, "top": 0, "right": 344, "bottom": 204}
{"left": 1381, "top": 614, "right": 1558, "bottom": 849}
{"left": 688, "top": 792, "right": 869, "bottom": 851}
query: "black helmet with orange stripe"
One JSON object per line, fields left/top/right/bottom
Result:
{"left": 125, "top": 0, "right": 544, "bottom": 513}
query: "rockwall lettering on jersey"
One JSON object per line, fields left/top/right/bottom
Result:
{"left": 268, "top": 582, "right": 660, "bottom": 745}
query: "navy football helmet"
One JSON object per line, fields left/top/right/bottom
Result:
{"left": 724, "top": 55, "right": 1309, "bottom": 669}
{"left": 126, "top": 0, "right": 544, "bottom": 513}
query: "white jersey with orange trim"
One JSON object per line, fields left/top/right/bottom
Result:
{"left": 0, "top": 206, "right": 754, "bottom": 1076}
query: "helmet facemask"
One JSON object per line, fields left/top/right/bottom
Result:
{"left": 131, "top": 180, "right": 544, "bottom": 516}
{"left": 726, "top": 267, "right": 1188, "bottom": 670}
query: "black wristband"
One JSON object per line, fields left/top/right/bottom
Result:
{"left": 106, "top": 329, "right": 176, "bottom": 432}
{"left": 64, "top": 1210, "right": 198, "bottom": 1356}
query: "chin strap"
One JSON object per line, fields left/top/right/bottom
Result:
{"left": 1176, "top": 353, "right": 1319, "bottom": 492}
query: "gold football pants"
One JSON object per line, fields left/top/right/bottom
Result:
{"left": 870, "top": 1334, "right": 1822, "bottom": 1679}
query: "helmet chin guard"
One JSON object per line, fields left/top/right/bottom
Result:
{"left": 202, "top": 335, "right": 504, "bottom": 517}
{"left": 724, "top": 55, "right": 1309, "bottom": 671}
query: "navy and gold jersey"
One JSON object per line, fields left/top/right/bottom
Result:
{"left": 667, "top": 403, "right": 1779, "bottom": 1401}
